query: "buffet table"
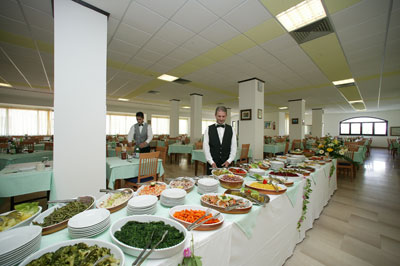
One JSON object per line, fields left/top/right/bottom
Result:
{"left": 37, "top": 160, "right": 336, "bottom": 266}
{"left": 191, "top": 148, "right": 253, "bottom": 175}
{"left": 106, "top": 157, "right": 165, "bottom": 189}
{"left": 0, "top": 150, "right": 53, "bottom": 170}
{"left": 263, "top": 143, "right": 285, "bottom": 155}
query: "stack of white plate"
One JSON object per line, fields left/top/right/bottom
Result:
{"left": 68, "top": 208, "right": 110, "bottom": 239}
{"left": 160, "top": 188, "right": 186, "bottom": 207}
{"left": 127, "top": 195, "right": 158, "bottom": 215}
{"left": 270, "top": 160, "right": 285, "bottom": 170}
{"left": 197, "top": 178, "right": 219, "bottom": 194}
{"left": 0, "top": 225, "right": 42, "bottom": 266}
{"left": 249, "top": 168, "right": 266, "bottom": 176}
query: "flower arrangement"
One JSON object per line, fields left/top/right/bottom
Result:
{"left": 179, "top": 236, "right": 202, "bottom": 266}
{"left": 297, "top": 178, "right": 312, "bottom": 231}
{"left": 316, "top": 136, "right": 347, "bottom": 158}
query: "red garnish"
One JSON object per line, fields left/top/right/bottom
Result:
{"left": 262, "top": 179, "right": 267, "bottom": 184}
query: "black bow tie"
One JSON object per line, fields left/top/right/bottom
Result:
{"left": 138, "top": 124, "right": 143, "bottom": 127}
{"left": 216, "top": 124, "right": 225, "bottom": 128}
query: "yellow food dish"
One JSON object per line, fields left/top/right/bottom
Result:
{"left": 248, "top": 182, "right": 283, "bottom": 191}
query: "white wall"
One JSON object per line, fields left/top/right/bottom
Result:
{"left": 264, "top": 112, "right": 279, "bottom": 136}
{"left": 324, "top": 110, "right": 400, "bottom": 147}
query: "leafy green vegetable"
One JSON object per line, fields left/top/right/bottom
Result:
{"left": 14, "top": 202, "right": 39, "bottom": 216}
{"left": 114, "top": 221, "right": 184, "bottom": 249}
{"left": 26, "top": 243, "right": 120, "bottom": 266}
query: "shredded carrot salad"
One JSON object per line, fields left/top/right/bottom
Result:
{"left": 173, "top": 209, "right": 220, "bottom": 224}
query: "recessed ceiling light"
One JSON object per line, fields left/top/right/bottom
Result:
{"left": 276, "top": 0, "right": 326, "bottom": 32}
{"left": 332, "top": 78, "right": 355, "bottom": 86}
{"left": 0, "top": 82, "right": 12, "bottom": 87}
{"left": 348, "top": 100, "right": 363, "bottom": 104}
{"left": 182, "top": 106, "right": 190, "bottom": 109}
{"left": 118, "top": 98, "right": 129, "bottom": 101}
{"left": 279, "top": 106, "right": 288, "bottom": 110}
{"left": 157, "top": 74, "right": 179, "bottom": 82}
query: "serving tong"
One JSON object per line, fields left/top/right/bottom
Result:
{"left": 99, "top": 188, "right": 130, "bottom": 194}
{"left": 133, "top": 230, "right": 169, "bottom": 266}
{"left": 188, "top": 213, "right": 221, "bottom": 231}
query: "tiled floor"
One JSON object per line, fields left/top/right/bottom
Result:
{"left": 1, "top": 149, "right": 399, "bottom": 266}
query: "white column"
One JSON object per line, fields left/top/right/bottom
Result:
{"left": 146, "top": 113, "right": 152, "bottom": 125}
{"left": 289, "top": 99, "right": 306, "bottom": 140}
{"left": 238, "top": 78, "right": 264, "bottom": 160}
{"left": 53, "top": 0, "right": 107, "bottom": 200}
{"left": 169, "top": 99, "right": 180, "bottom": 138}
{"left": 226, "top": 108, "right": 231, "bottom": 126}
{"left": 190, "top": 93, "right": 202, "bottom": 143}
{"left": 278, "top": 112, "right": 286, "bottom": 136}
{"left": 312, "top": 108, "right": 324, "bottom": 138}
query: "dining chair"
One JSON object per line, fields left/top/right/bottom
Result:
{"left": 337, "top": 150, "right": 355, "bottom": 181}
{"left": 22, "top": 140, "right": 35, "bottom": 152}
{"left": 237, "top": 144, "right": 250, "bottom": 165}
{"left": 347, "top": 144, "right": 359, "bottom": 152}
{"left": 126, "top": 146, "right": 135, "bottom": 156}
{"left": 390, "top": 139, "right": 398, "bottom": 159}
{"left": 291, "top": 139, "right": 302, "bottom": 151}
{"left": 284, "top": 141, "right": 289, "bottom": 154}
{"left": 195, "top": 142, "right": 203, "bottom": 150}
{"left": 44, "top": 142, "right": 53, "bottom": 151}
{"left": 156, "top": 146, "right": 167, "bottom": 181}
{"left": 115, "top": 146, "right": 122, "bottom": 157}
{"left": 124, "top": 151, "right": 160, "bottom": 190}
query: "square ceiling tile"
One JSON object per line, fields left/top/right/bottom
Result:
{"left": 0, "top": 0, "right": 25, "bottom": 23}
{"left": 31, "top": 27, "right": 53, "bottom": 43}
{"left": 108, "top": 49, "right": 131, "bottom": 64}
{"left": 171, "top": 0, "right": 218, "bottom": 33}
{"left": 0, "top": 16, "right": 30, "bottom": 36}
{"left": 154, "top": 21, "right": 195, "bottom": 46}
{"left": 114, "top": 23, "right": 152, "bottom": 47}
{"left": 223, "top": 0, "right": 272, "bottom": 33}
{"left": 23, "top": 5, "right": 53, "bottom": 32}
{"left": 199, "top": 19, "right": 240, "bottom": 45}
{"left": 197, "top": 0, "right": 246, "bottom": 17}
{"left": 21, "top": 0, "right": 52, "bottom": 16}
{"left": 123, "top": 1, "right": 167, "bottom": 35}
{"left": 220, "top": 34, "right": 255, "bottom": 54}
{"left": 181, "top": 35, "right": 217, "bottom": 54}
{"left": 134, "top": 48, "right": 164, "bottom": 63}
{"left": 135, "top": 0, "right": 186, "bottom": 18}
{"left": 168, "top": 47, "right": 198, "bottom": 62}
{"left": 107, "top": 17, "right": 119, "bottom": 41}
{"left": 84, "top": 0, "right": 131, "bottom": 20}
{"left": 108, "top": 38, "right": 140, "bottom": 56}
{"left": 129, "top": 56, "right": 154, "bottom": 69}
{"left": 261, "top": 34, "right": 298, "bottom": 54}
{"left": 145, "top": 37, "right": 177, "bottom": 55}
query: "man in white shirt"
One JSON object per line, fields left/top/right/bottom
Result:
{"left": 127, "top": 112, "right": 153, "bottom": 153}
{"left": 203, "top": 106, "right": 237, "bottom": 175}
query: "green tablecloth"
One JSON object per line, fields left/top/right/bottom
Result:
{"left": 0, "top": 150, "right": 53, "bottom": 170}
{"left": 106, "top": 157, "right": 165, "bottom": 189}
{"left": 191, "top": 148, "right": 253, "bottom": 163}
{"left": 263, "top": 143, "right": 285, "bottom": 154}
{"left": 168, "top": 143, "right": 194, "bottom": 155}
{"left": 35, "top": 144, "right": 45, "bottom": 150}
{"left": 353, "top": 145, "right": 367, "bottom": 164}
{"left": 0, "top": 163, "right": 52, "bottom": 197}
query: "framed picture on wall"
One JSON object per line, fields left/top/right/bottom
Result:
{"left": 240, "top": 109, "right": 252, "bottom": 120}
{"left": 390, "top": 126, "right": 400, "bottom": 136}
{"left": 257, "top": 109, "right": 262, "bottom": 119}
{"left": 265, "top": 121, "right": 272, "bottom": 129}
{"left": 292, "top": 118, "right": 299, "bottom": 124}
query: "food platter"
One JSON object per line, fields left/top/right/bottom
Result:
{"left": 0, "top": 204, "right": 42, "bottom": 232}
{"left": 218, "top": 174, "right": 244, "bottom": 189}
{"left": 200, "top": 193, "right": 252, "bottom": 214}
{"left": 224, "top": 189, "right": 270, "bottom": 206}
{"left": 211, "top": 168, "right": 232, "bottom": 177}
{"left": 169, "top": 205, "right": 224, "bottom": 231}
{"left": 19, "top": 239, "right": 125, "bottom": 266}
{"left": 169, "top": 177, "right": 195, "bottom": 192}
{"left": 110, "top": 215, "right": 188, "bottom": 259}
{"left": 31, "top": 195, "right": 95, "bottom": 235}
{"left": 96, "top": 188, "right": 134, "bottom": 213}
{"left": 228, "top": 167, "right": 247, "bottom": 177}
{"left": 244, "top": 181, "right": 287, "bottom": 195}
{"left": 136, "top": 182, "right": 167, "bottom": 197}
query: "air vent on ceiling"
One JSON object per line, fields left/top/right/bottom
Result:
{"left": 147, "top": 90, "right": 160, "bottom": 94}
{"left": 173, "top": 78, "right": 191, "bottom": 84}
{"left": 289, "top": 17, "right": 334, "bottom": 44}
{"left": 334, "top": 82, "right": 356, "bottom": 89}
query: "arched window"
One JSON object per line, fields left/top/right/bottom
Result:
{"left": 339, "top": 116, "right": 388, "bottom": 136}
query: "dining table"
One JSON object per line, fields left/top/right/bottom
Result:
{"left": 106, "top": 157, "right": 165, "bottom": 189}
{"left": 0, "top": 150, "right": 53, "bottom": 170}
{"left": 168, "top": 143, "right": 194, "bottom": 163}
{"left": 263, "top": 142, "right": 286, "bottom": 155}
{"left": 36, "top": 159, "right": 337, "bottom": 266}
{"left": 0, "top": 161, "right": 52, "bottom": 210}
{"left": 191, "top": 148, "right": 253, "bottom": 175}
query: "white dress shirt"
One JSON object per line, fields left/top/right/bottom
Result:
{"left": 203, "top": 123, "right": 237, "bottom": 165}
{"left": 127, "top": 123, "right": 153, "bottom": 144}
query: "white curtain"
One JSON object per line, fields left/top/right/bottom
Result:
{"left": 106, "top": 114, "right": 136, "bottom": 135}
{"left": 152, "top": 116, "right": 170, "bottom": 135}
{"left": 202, "top": 120, "right": 215, "bottom": 133}
{"left": 0, "top": 108, "right": 6, "bottom": 135}
{"left": 179, "top": 118, "right": 189, "bottom": 135}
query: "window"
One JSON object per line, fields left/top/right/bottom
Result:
{"left": 179, "top": 117, "right": 189, "bottom": 135}
{"left": 339, "top": 116, "right": 387, "bottom": 136}
{"left": 106, "top": 114, "right": 136, "bottom": 135}
{"left": 151, "top": 115, "right": 170, "bottom": 135}
{"left": 202, "top": 119, "right": 215, "bottom": 133}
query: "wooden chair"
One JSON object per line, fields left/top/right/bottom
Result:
{"left": 237, "top": 144, "right": 250, "bottom": 165}
{"left": 195, "top": 142, "right": 203, "bottom": 150}
{"left": 337, "top": 150, "right": 355, "bottom": 181}
{"left": 390, "top": 139, "right": 398, "bottom": 159}
{"left": 156, "top": 146, "right": 167, "bottom": 181}
{"left": 291, "top": 139, "right": 302, "bottom": 151}
{"left": 44, "top": 142, "right": 53, "bottom": 151}
{"left": 0, "top": 143, "right": 7, "bottom": 152}
{"left": 347, "top": 144, "right": 359, "bottom": 152}
{"left": 22, "top": 140, "right": 34, "bottom": 152}
{"left": 126, "top": 146, "right": 134, "bottom": 156}
{"left": 115, "top": 146, "right": 122, "bottom": 157}
{"left": 124, "top": 151, "right": 160, "bottom": 190}
{"left": 284, "top": 141, "right": 289, "bottom": 154}
{"left": 387, "top": 138, "right": 391, "bottom": 152}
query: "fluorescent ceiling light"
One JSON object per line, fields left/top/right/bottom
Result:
{"left": 0, "top": 82, "right": 12, "bottom": 87}
{"left": 348, "top": 100, "right": 363, "bottom": 104}
{"left": 279, "top": 106, "right": 288, "bottom": 110}
{"left": 332, "top": 78, "right": 355, "bottom": 86}
{"left": 182, "top": 106, "right": 190, "bottom": 109}
{"left": 157, "top": 74, "right": 178, "bottom": 82}
{"left": 118, "top": 98, "right": 129, "bottom": 101}
{"left": 276, "top": 0, "right": 326, "bottom": 32}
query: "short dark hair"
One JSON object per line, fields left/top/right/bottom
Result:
{"left": 215, "top": 106, "right": 227, "bottom": 115}
{"left": 136, "top": 112, "right": 144, "bottom": 118}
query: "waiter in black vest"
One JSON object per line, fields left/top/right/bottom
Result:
{"left": 127, "top": 112, "right": 153, "bottom": 153}
{"left": 203, "top": 106, "right": 237, "bottom": 175}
